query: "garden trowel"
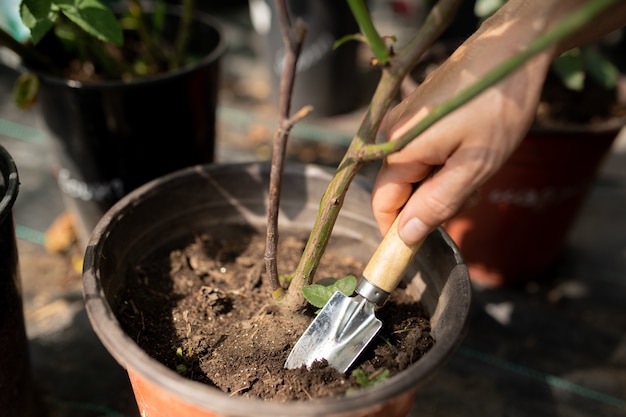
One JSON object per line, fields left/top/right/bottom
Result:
{"left": 284, "top": 216, "right": 424, "bottom": 373}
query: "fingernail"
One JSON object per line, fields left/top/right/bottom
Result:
{"left": 399, "top": 217, "right": 429, "bottom": 245}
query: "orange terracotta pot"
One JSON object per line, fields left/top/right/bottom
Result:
{"left": 83, "top": 162, "right": 471, "bottom": 417}
{"left": 444, "top": 121, "right": 623, "bottom": 287}
{"left": 126, "top": 367, "right": 418, "bottom": 417}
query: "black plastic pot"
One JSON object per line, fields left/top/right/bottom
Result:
{"left": 83, "top": 162, "right": 471, "bottom": 417}
{"left": 250, "top": 0, "right": 361, "bottom": 117}
{"left": 35, "top": 8, "right": 226, "bottom": 245}
{"left": 0, "top": 145, "right": 44, "bottom": 417}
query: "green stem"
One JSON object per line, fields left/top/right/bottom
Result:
{"left": 346, "top": 0, "right": 389, "bottom": 64}
{"left": 127, "top": 0, "right": 162, "bottom": 70}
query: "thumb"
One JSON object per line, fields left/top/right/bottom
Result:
{"left": 396, "top": 160, "right": 482, "bottom": 245}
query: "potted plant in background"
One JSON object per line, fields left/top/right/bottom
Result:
{"left": 0, "top": 0, "right": 226, "bottom": 247}
{"left": 442, "top": 0, "right": 626, "bottom": 287}
{"left": 0, "top": 144, "right": 46, "bottom": 416}
{"left": 80, "top": 0, "right": 619, "bottom": 416}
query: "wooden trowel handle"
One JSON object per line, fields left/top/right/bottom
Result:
{"left": 361, "top": 215, "right": 425, "bottom": 295}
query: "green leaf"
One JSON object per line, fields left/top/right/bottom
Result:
{"left": 53, "top": 19, "right": 77, "bottom": 40}
{"left": 352, "top": 368, "right": 390, "bottom": 388}
{"left": 20, "top": 0, "right": 58, "bottom": 44}
{"left": 352, "top": 368, "right": 369, "bottom": 386}
{"left": 334, "top": 275, "right": 357, "bottom": 296}
{"left": 551, "top": 49, "right": 585, "bottom": 91}
{"left": 301, "top": 284, "right": 334, "bottom": 309}
{"left": 302, "top": 275, "right": 357, "bottom": 309}
{"left": 582, "top": 45, "right": 619, "bottom": 90}
{"left": 56, "top": 0, "right": 123, "bottom": 45}
{"left": 333, "top": 33, "right": 364, "bottom": 50}
{"left": 474, "top": 0, "right": 507, "bottom": 19}
{"left": 12, "top": 72, "right": 40, "bottom": 110}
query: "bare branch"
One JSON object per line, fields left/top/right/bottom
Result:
{"left": 264, "top": 0, "right": 309, "bottom": 299}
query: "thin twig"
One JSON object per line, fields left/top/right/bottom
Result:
{"left": 0, "top": 29, "right": 56, "bottom": 73}
{"left": 170, "top": 0, "right": 195, "bottom": 70}
{"left": 264, "top": 0, "right": 309, "bottom": 299}
{"left": 128, "top": 0, "right": 163, "bottom": 69}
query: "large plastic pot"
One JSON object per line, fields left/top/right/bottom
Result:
{"left": 34, "top": 7, "right": 226, "bottom": 246}
{"left": 444, "top": 121, "right": 623, "bottom": 287}
{"left": 82, "top": 162, "right": 471, "bottom": 417}
{"left": 0, "top": 145, "right": 44, "bottom": 417}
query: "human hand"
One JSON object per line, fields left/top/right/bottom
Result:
{"left": 371, "top": 0, "right": 626, "bottom": 245}
{"left": 372, "top": 12, "right": 554, "bottom": 244}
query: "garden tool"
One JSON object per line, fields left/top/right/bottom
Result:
{"left": 284, "top": 215, "right": 424, "bottom": 373}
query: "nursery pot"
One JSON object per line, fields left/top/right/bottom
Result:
{"left": 444, "top": 121, "right": 623, "bottom": 287}
{"left": 0, "top": 145, "right": 42, "bottom": 416}
{"left": 35, "top": 7, "right": 225, "bottom": 246}
{"left": 250, "top": 0, "right": 361, "bottom": 117}
{"left": 83, "top": 162, "right": 471, "bottom": 417}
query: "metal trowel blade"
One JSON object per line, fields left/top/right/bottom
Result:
{"left": 284, "top": 290, "right": 382, "bottom": 374}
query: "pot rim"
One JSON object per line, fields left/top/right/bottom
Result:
{"left": 30, "top": 6, "right": 226, "bottom": 89}
{"left": 530, "top": 114, "right": 626, "bottom": 134}
{"left": 0, "top": 145, "right": 19, "bottom": 224}
{"left": 83, "top": 162, "right": 471, "bottom": 416}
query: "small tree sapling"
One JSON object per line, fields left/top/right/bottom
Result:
{"left": 263, "top": 0, "right": 622, "bottom": 313}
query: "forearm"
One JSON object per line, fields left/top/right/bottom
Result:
{"left": 441, "top": 0, "right": 626, "bottom": 106}
{"left": 480, "top": 0, "right": 626, "bottom": 58}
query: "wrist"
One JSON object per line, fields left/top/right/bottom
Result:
{"left": 475, "top": 0, "right": 563, "bottom": 60}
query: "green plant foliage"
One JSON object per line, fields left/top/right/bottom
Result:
{"left": 552, "top": 45, "right": 619, "bottom": 91}
{"left": 301, "top": 275, "right": 357, "bottom": 309}
{"left": 551, "top": 48, "right": 585, "bottom": 90}
{"left": 583, "top": 45, "right": 619, "bottom": 89}
{"left": 352, "top": 368, "right": 390, "bottom": 388}
{"left": 19, "top": 0, "right": 56, "bottom": 43}
{"left": 12, "top": 72, "right": 39, "bottom": 109}
{"left": 175, "top": 347, "right": 189, "bottom": 374}
{"left": 20, "top": 0, "right": 123, "bottom": 45}
{"left": 474, "top": 0, "right": 507, "bottom": 21}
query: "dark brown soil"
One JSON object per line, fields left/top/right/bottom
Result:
{"left": 536, "top": 72, "right": 626, "bottom": 126}
{"left": 115, "top": 227, "right": 434, "bottom": 402}
{"left": 33, "top": 34, "right": 176, "bottom": 82}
